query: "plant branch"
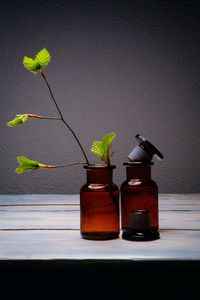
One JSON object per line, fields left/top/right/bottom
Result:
{"left": 39, "top": 161, "right": 86, "bottom": 169}
{"left": 40, "top": 71, "right": 90, "bottom": 165}
{"left": 27, "top": 114, "right": 61, "bottom": 120}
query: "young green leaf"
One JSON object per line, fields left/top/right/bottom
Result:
{"left": 91, "top": 132, "right": 116, "bottom": 165}
{"left": 91, "top": 141, "right": 104, "bottom": 159}
{"left": 101, "top": 132, "right": 116, "bottom": 161}
{"left": 35, "top": 48, "right": 51, "bottom": 69}
{"left": 23, "top": 57, "right": 41, "bottom": 73}
{"left": 15, "top": 156, "right": 40, "bottom": 174}
{"left": 7, "top": 114, "right": 29, "bottom": 127}
{"left": 23, "top": 48, "right": 50, "bottom": 73}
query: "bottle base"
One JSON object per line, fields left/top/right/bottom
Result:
{"left": 122, "top": 229, "right": 160, "bottom": 241}
{"left": 81, "top": 232, "right": 119, "bottom": 240}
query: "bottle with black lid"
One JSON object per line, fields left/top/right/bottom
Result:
{"left": 121, "top": 135, "right": 163, "bottom": 241}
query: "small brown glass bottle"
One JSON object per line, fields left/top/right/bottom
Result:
{"left": 80, "top": 165, "right": 120, "bottom": 240}
{"left": 121, "top": 135, "right": 163, "bottom": 241}
{"left": 121, "top": 162, "right": 159, "bottom": 240}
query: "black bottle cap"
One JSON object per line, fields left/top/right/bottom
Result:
{"left": 128, "top": 134, "right": 164, "bottom": 162}
{"left": 122, "top": 210, "right": 160, "bottom": 241}
{"left": 130, "top": 210, "right": 151, "bottom": 232}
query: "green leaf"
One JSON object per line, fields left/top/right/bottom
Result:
{"left": 15, "top": 156, "right": 40, "bottom": 174}
{"left": 91, "top": 132, "right": 116, "bottom": 164}
{"left": 35, "top": 48, "right": 50, "bottom": 69}
{"left": 23, "top": 57, "right": 41, "bottom": 73}
{"left": 23, "top": 48, "right": 50, "bottom": 73}
{"left": 7, "top": 114, "right": 29, "bottom": 127}
{"left": 101, "top": 132, "right": 116, "bottom": 160}
{"left": 91, "top": 141, "right": 104, "bottom": 159}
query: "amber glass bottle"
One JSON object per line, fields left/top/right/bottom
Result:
{"left": 80, "top": 165, "right": 120, "bottom": 240}
{"left": 121, "top": 162, "right": 159, "bottom": 241}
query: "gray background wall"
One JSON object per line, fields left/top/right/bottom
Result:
{"left": 0, "top": 0, "right": 200, "bottom": 194}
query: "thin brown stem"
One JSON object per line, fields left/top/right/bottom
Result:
{"left": 40, "top": 71, "right": 90, "bottom": 165}
{"left": 27, "top": 114, "right": 61, "bottom": 120}
{"left": 39, "top": 161, "right": 86, "bottom": 169}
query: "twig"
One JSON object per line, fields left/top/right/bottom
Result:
{"left": 40, "top": 70, "right": 90, "bottom": 165}
{"left": 27, "top": 114, "right": 61, "bottom": 120}
{"left": 39, "top": 161, "right": 86, "bottom": 169}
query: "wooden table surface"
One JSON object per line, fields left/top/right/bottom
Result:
{"left": 0, "top": 194, "right": 200, "bottom": 267}
{"left": 1, "top": 194, "right": 199, "bottom": 299}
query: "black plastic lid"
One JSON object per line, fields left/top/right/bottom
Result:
{"left": 128, "top": 134, "right": 164, "bottom": 162}
{"left": 135, "top": 134, "right": 164, "bottom": 160}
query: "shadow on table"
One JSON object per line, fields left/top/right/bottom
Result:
{"left": 0, "top": 260, "right": 199, "bottom": 300}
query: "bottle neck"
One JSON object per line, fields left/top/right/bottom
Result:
{"left": 126, "top": 165, "right": 151, "bottom": 181}
{"left": 86, "top": 168, "right": 113, "bottom": 184}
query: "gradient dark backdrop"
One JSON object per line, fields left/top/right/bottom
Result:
{"left": 0, "top": 0, "right": 200, "bottom": 194}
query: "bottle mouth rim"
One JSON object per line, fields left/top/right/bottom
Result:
{"left": 84, "top": 164, "right": 116, "bottom": 170}
{"left": 123, "top": 162, "right": 154, "bottom": 166}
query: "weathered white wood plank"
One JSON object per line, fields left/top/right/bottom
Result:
{"left": 0, "top": 211, "right": 79, "bottom": 229}
{"left": 0, "top": 194, "right": 80, "bottom": 205}
{"left": 159, "top": 194, "right": 200, "bottom": 202}
{"left": 0, "top": 206, "right": 79, "bottom": 212}
{"left": 0, "top": 210, "right": 200, "bottom": 230}
{"left": 0, "top": 229, "right": 199, "bottom": 260}
{"left": 0, "top": 194, "right": 200, "bottom": 206}
{"left": 160, "top": 204, "right": 200, "bottom": 211}
{"left": 159, "top": 211, "right": 200, "bottom": 229}
{"left": 1, "top": 204, "right": 199, "bottom": 212}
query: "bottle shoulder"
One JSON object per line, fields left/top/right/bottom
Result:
{"left": 120, "top": 179, "right": 157, "bottom": 191}
{"left": 80, "top": 182, "right": 119, "bottom": 192}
